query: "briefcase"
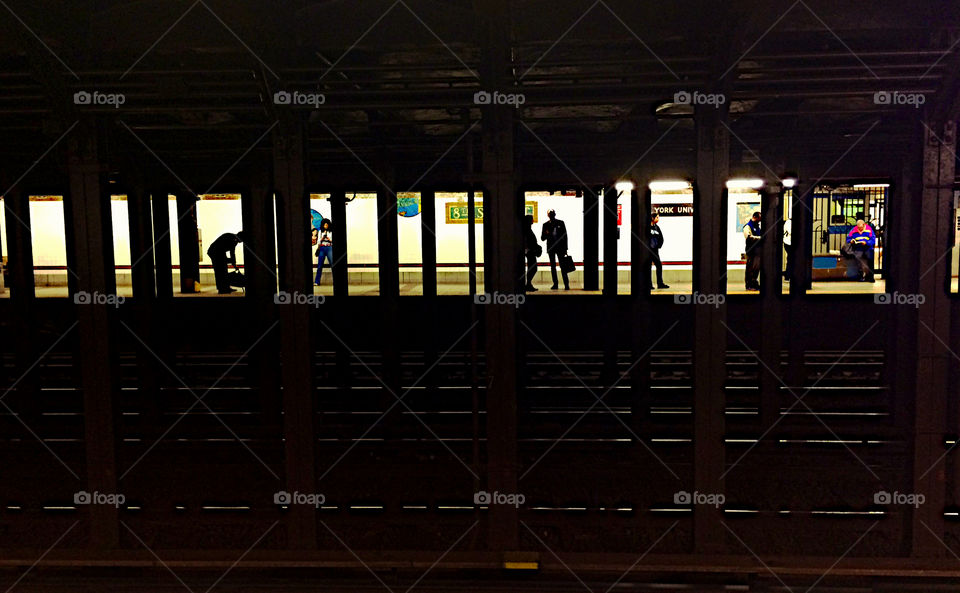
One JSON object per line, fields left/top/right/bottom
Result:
{"left": 560, "top": 255, "right": 576, "bottom": 274}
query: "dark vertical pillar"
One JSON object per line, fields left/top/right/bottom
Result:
{"left": 910, "top": 120, "right": 955, "bottom": 556}
{"left": 421, "top": 189, "right": 438, "bottom": 298}
{"left": 62, "top": 191, "right": 80, "bottom": 298}
{"left": 786, "top": 181, "right": 810, "bottom": 399}
{"left": 468, "top": 188, "right": 478, "bottom": 295}
{"left": 274, "top": 114, "right": 317, "bottom": 548}
{"left": 127, "top": 185, "right": 155, "bottom": 299}
{"left": 329, "top": 189, "right": 348, "bottom": 297}
{"left": 692, "top": 103, "right": 729, "bottom": 554}
{"left": 759, "top": 188, "right": 781, "bottom": 430}
{"left": 150, "top": 191, "right": 174, "bottom": 299}
{"left": 377, "top": 187, "right": 399, "bottom": 297}
{"left": 66, "top": 121, "right": 119, "bottom": 548}
{"left": 479, "top": 0, "right": 519, "bottom": 550}
{"left": 4, "top": 186, "right": 35, "bottom": 303}
{"left": 126, "top": 181, "right": 163, "bottom": 438}
{"left": 602, "top": 186, "right": 619, "bottom": 387}
{"left": 630, "top": 178, "right": 653, "bottom": 439}
{"left": 244, "top": 170, "right": 279, "bottom": 299}
{"left": 329, "top": 188, "right": 351, "bottom": 391}
{"left": 175, "top": 194, "right": 200, "bottom": 293}
{"left": 788, "top": 183, "right": 809, "bottom": 296}
{"left": 244, "top": 168, "right": 281, "bottom": 419}
{"left": 376, "top": 184, "right": 401, "bottom": 410}
{"left": 583, "top": 189, "right": 599, "bottom": 291}
{"left": 632, "top": 184, "right": 652, "bottom": 296}
{"left": 420, "top": 189, "right": 439, "bottom": 391}
{"left": 3, "top": 184, "right": 40, "bottom": 424}
{"left": 603, "top": 187, "right": 619, "bottom": 296}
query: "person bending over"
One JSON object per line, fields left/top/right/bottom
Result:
{"left": 207, "top": 231, "right": 245, "bottom": 294}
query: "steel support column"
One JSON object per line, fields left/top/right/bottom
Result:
{"left": 274, "top": 114, "right": 316, "bottom": 548}
{"left": 759, "top": 188, "right": 781, "bottom": 430}
{"left": 174, "top": 193, "right": 200, "bottom": 294}
{"left": 693, "top": 104, "right": 729, "bottom": 554}
{"left": 910, "top": 120, "right": 955, "bottom": 556}
{"left": 244, "top": 166, "right": 281, "bottom": 420}
{"left": 479, "top": 0, "right": 519, "bottom": 551}
{"left": 150, "top": 190, "right": 174, "bottom": 299}
{"left": 629, "top": 175, "right": 653, "bottom": 440}
{"left": 583, "top": 189, "right": 600, "bottom": 291}
{"left": 66, "top": 122, "right": 119, "bottom": 548}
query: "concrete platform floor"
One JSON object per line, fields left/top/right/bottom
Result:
{"left": 4, "top": 277, "right": 940, "bottom": 298}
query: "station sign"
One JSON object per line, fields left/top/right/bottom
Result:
{"left": 652, "top": 203, "right": 694, "bottom": 216}
{"left": 446, "top": 201, "right": 538, "bottom": 224}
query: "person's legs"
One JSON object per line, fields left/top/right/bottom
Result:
{"left": 316, "top": 245, "right": 332, "bottom": 284}
{"left": 548, "top": 251, "right": 559, "bottom": 288}
{"left": 854, "top": 248, "right": 872, "bottom": 280}
{"left": 211, "top": 255, "right": 229, "bottom": 293}
{"left": 746, "top": 253, "right": 761, "bottom": 289}
{"left": 784, "top": 245, "right": 794, "bottom": 279}
{"left": 526, "top": 253, "right": 538, "bottom": 289}
{"left": 652, "top": 250, "right": 666, "bottom": 287}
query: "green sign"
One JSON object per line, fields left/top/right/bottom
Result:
{"left": 445, "top": 201, "right": 537, "bottom": 224}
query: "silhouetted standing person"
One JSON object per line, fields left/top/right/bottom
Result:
{"left": 524, "top": 214, "right": 540, "bottom": 292}
{"left": 743, "top": 212, "right": 762, "bottom": 291}
{"left": 208, "top": 231, "right": 245, "bottom": 294}
{"left": 315, "top": 219, "right": 333, "bottom": 286}
{"left": 540, "top": 209, "right": 570, "bottom": 290}
{"left": 650, "top": 213, "right": 669, "bottom": 289}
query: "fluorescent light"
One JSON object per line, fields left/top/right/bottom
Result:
{"left": 781, "top": 178, "right": 797, "bottom": 188}
{"left": 726, "top": 178, "right": 764, "bottom": 189}
{"left": 853, "top": 183, "right": 890, "bottom": 188}
{"left": 649, "top": 180, "right": 691, "bottom": 191}
{"left": 614, "top": 181, "right": 634, "bottom": 192}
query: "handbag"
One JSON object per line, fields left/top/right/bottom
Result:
{"left": 560, "top": 254, "right": 575, "bottom": 274}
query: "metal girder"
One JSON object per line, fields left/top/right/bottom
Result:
{"left": 66, "top": 119, "right": 120, "bottom": 548}
{"left": 273, "top": 112, "right": 317, "bottom": 548}
{"left": 909, "top": 118, "right": 956, "bottom": 556}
